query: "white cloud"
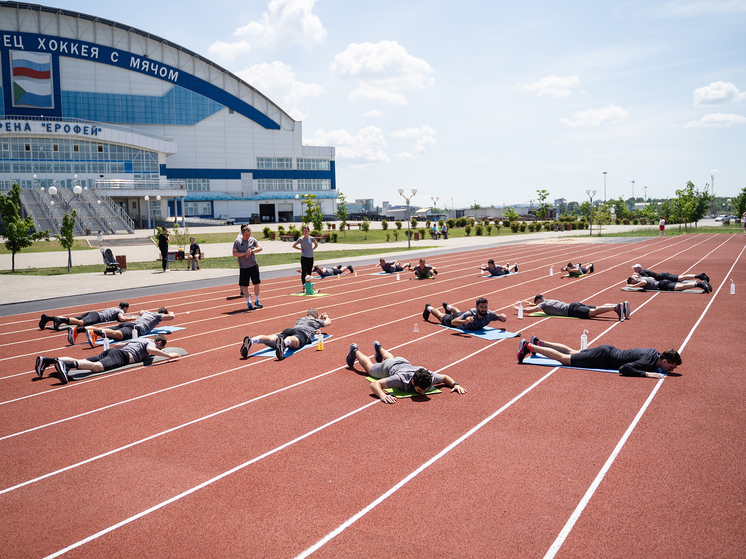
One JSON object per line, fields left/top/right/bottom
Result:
{"left": 391, "top": 126, "right": 437, "bottom": 154}
{"left": 693, "top": 81, "right": 746, "bottom": 106}
{"left": 516, "top": 75, "right": 581, "bottom": 97}
{"left": 560, "top": 104, "right": 629, "bottom": 127}
{"left": 331, "top": 41, "right": 435, "bottom": 105}
{"left": 237, "top": 61, "right": 323, "bottom": 120}
{"left": 304, "top": 126, "right": 390, "bottom": 164}
{"left": 662, "top": 0, "right": 746, "bottom": 16}
{"left": 207, "top": 40, "right": 251, "bottom": 61}
{"left": 211, "top": 0, "right": 325, "bottom": 56}
{"left": 395, "top": 152, "right": 415, "bottom": 159}
{"left": 683, "top": 113, "right": 746, "bottom": 128}
{"left": 363, "top": 110, "right": 384, "bottom": 118}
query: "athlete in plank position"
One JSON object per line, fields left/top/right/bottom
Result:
{"left": 517, "top": 336, "right": 681, "bottom": 379}
{"left": 516, "top": 295, "right": 629, "bottom": 321}
{"left": 34, "top": 335, "right": 180, "bottom": 384}
{"left": 423, "top": 297, "right": 506, "bottom": 330}
{"left": 39, "top": 301, "right": 135, "bottom": 334}
{"left": 564, "top": 262, "right": 594, "bottom": 276}
{"left": 345, "top": 341, "right": 467, "bottom": 404}
{"left": 413, "top": 258, "right": 438, "bottom": 279}
{"left": 378, "top": 258, "right": 412, "bottom": 273}
{"left": 313, "top": 264, "right": 354, "bottom": 278}
{"left": 630, "top": 263, "right": 709, "bottom": 283}
{"left": 240, "top": 308, "right": 331, "bottom": 360}
{"left": 479, "top": 259, "right": 518, "bottom": 276}
{"left": 85, "top": 308, "right": 176, "bottom": 346}
{"left": 626, "top": 275, "right": 712, "bottom": 293}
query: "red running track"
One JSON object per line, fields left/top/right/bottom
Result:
{"left": 0, "top": 234, "right": 744, "bottom": 558}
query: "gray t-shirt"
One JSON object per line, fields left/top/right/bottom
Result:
{"left": 133, "top": 311, "right": 163, "bottom": 335}
{"left": 296, "top": 236, "right": 315, "bottom": 258}
{"left": 455, "top": 309, "right": 501, "bottom": 330}
{"left": 121, "top": 339, "right": 156, "bottom": 362}
{"left": 538, "top": 299, "right": 570, "bottom": 316}
{"left": 293, "top": 316, "right": 327, "bottom": 340}
{"left": 233, "top": 237, "right": 259, "bottom": 268}
{"left": 376, "top": 357, "right": 444, "bottom": 392}
{"left": 98, "top": 307, "right": 123, "bottom": 322}
{"left": 640, "top": 277, "right": 659, "bottom": 290}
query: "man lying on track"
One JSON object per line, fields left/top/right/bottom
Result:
{"left": 517, "top": 336, "right": 681, "bottom": 379}
{"left": 39, "top": 301, "right": 135, "bottom": 333}
{"left": 345, "top": 341, "right": 467, "bottom": 404}
{"left": 85, "top": 307, "right": 176, "bottom": 346}
{"left": 479, "top": 259, "right": 518, "bottom": 276}
{"left": 516, "top": 294, "right": 630, "bottom": 321}
{"left": 35, "top": 335, "right": 181, "bottom": 384}
{"left": 413, "top": 258, "right": 438, "bottom": 279}
{"left": 626, "top": 276, "right": 712, "bottom": 293}
{"left": 423, "top": 297, "right": 507, "bottom": 330}
{"left": 312, "top": 264, "right": 354, "bottom": 278}
{"left": 563, "top": 262, "right": 594, "bottom": 276}
{"left": 631, "top": 263, "right": 709, "bottom": 283}
{"left": 240, "top": 307, "right": 331, "bottom": 360}
{"left": 378, "top": 258, "right": 412, "bottom": 273}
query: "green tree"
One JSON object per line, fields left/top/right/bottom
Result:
{"left": 503, "top": 206, "right": 520, "bottom": 221}
{"left": 0, "top": 183, "right": 50, "bottom": 272}
{"left": 58, "top": 209, "right": 77, "bottom": 272}
{"left": 673, "top": 181, "right": 713, "bottom": 229}
{"left": 335, "top": 191, "right": 349, "bottom": 236}
{"left": 361, "top": 218, "right": 370, "bottom": 239}
{"left": 301, "top": 194, "right": 324, "bottom": 232}
{"left": 536, "top": 189, "right": 550, "bottom": 220}
{"left": 732, "top": 186, "right": 746, "bottom": 221}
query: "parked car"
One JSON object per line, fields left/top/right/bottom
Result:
{"left": 715, "top": 215, "right": 725, "bottom": 222}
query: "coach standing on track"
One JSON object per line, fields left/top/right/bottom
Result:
{"left": 233, "top": 225, "right": 264, "bottom": 310}
{"left": 292, "top": 225, "right": 318, "bottom": 288}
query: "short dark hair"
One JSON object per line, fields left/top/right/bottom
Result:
{"left": 306, "top": 308, "right": 319, "bottom": 318}
{"left": 567, "top": 262, "right": 574, "bottom": 268}
{"left": 152, "top": 334, "right": 167, "bottom": 345}
{"left": 487, "top": 259, "right": 494, "bottom": 264}
{"left": 476, "top": 297, "right": 488, "bottom": 306}
{"left": 119, "top": 301, "right": 129, "bottom": 309}
{"left": 660, "top": 349, "right": 682, "bottom": 366}
{"left": 412, "top": 368, "right": 433, "bottom": 391}
{"left": 533, "top": 294, "right": 545, "bottom": 304}
{"left": 626, "top": 277, "right": 636, "bottom": 284}
{"left": 157, "top": 307, "right": 168, "bottom": 314}
{"left": 241, "top": 224, "right": 251, "bottom": 232}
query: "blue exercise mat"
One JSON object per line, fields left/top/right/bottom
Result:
{"left": 480, "top": 272, "right": 518, "bottom": 279}
{"left": 249, "top": 334, "right": 333, "bottom": 358}
{"left": 438, "top": 325, "right": 520, "bottom": 340}
{"left": 521, "top": 354, "right": 620, "bottom": 374}
{"left": 94, "top": 325, "right": 186, "bottom": 345}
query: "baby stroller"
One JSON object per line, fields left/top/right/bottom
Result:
{"left": 101, "top": 248, "right": 123, "bottom": 274}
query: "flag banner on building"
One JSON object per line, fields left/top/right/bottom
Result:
{"left": 11, "top": 51, "right": 54, "bottom": 109}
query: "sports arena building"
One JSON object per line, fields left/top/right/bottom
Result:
{"left": 0, "top": 2, "right": 336, "bottom": 234}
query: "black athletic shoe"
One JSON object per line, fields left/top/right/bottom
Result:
{"left": 54, "top": 359, "right": 69, "bottom": 384}
{"left": 35, "top": 356, "right": 52, "bottom": 378}
{"left": 615, "top": 303, "right": 624, "bottom": 322}
{"left": 275, "top": 336, "right": 285, "bottom": 360}
{"left": 346, "top": 343, "right": 358, "bottom": 368}
{"left": 589, "top": 263, "right": 594, "bottom": 273}
{"left": 423, "top": 303, "right": 431, "bottom": 321}
{"left": 348, "top": 265, "right": 354, "bottom": 274}
{"left": 623, "top": 301, "right": 631, "bottom": 320}
{"left": 513, "top": 264, "right": 518, "bottom": 273}
{"left": 39, "top": 314, "right": 51, "bottom": 330}
{"left": 433, "top": 269, "right": 438, "bottom": 275}
{"left": 52, "top": 317, "right": 62, "bottom": 331}
{"left": 517, "top": 339, "right": 530, "bottom": 364}
{"left": 702, "top": 281, "right": 712, "bottom": 293}
{"left": 254, "top": 301, "right": 264, "bottom": 309}
{"left": 67, "top": 328, "right": 75, "bottom": 346}
{"left": 442, "top": 302, "right": 450, "bottom": 313}
{"left": 240, "top": 336, "right": 252, "bottom": 358}
{"left": 698, "top": 273, "right": 710, "bottom": 282}
{"left": 373, "top": 341, "right": 384, "bottom": 363}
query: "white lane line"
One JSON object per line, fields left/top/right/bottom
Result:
{"left": 542, "top": 242, "right": 746, "bottom": 559}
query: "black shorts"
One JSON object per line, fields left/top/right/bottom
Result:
{"left": 657, "top": 280, "right": 676, "bottom": 291}
{"left": 88, "top": 348, "right": 129, "bottom": 370}
{"left": 239, "top": 265, "right": 261, "bottom": 287}
{"left": 440, "top": 312, "right": 465, "bottom": 327}
{"left": 570, "top": 345, "right": 614, "bottom": 369}
{"left": 278, "top": 327, "right": 311, "bottom": 347}
{"left": 75, "top": 311, "right": 101, "bottom": 326}
{"left": 110, "top": 323, "right": 136, "bottom": 339}
{"left": 567, "top": 302, "right": 593, "bottom": 319}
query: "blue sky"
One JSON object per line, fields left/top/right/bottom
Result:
{"left": 60, "top": 0, "right": 746, "bottom": 208}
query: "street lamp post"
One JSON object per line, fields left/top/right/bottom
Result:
{"left": 631, "top": 180, "right": 635, "bottom": 206}
{"left": 602, "top": 171, "right": 607, "bottom": 203}
{"left": 586, "top": 189, "right": 597, "bottom": 236}
{"left": 398, "top": 188, "right": 417, "bottom": 249}
{"left": 431, "top": 196, "right": 439, "bottom": 222}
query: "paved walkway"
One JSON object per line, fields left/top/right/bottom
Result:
{"left": 0, "top": 223, "right": 650, "bottom": 306}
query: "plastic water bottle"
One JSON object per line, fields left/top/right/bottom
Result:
{"left": 581, "top": 330, "right": 588, "bottom": 350}
{"left": 550, "top": 265, "right": 554, "bottom": 277}
{"left": 132, "top": 327, "right": 139, "bottom": 340}
{"left": 397, "top": 273, "right": 401, "bottom": 281}
{"left": 414, "top": 323, "right": 419, "bottom": 333}
{"left": 517, "top": 301, "right": 524, "bottom": 319}
{"left": 731, "top": 280, "right": 735, "bottom": 295}
{"left": 103, "top": 335, "right": 110, "bottom": 350}
{"left": 316, "top": 331, "right": 324, "bottom": 351}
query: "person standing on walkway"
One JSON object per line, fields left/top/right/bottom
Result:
{"left": 233, "top": 225, "right": 264, "bottom": 310}
{"left": 292, "top": 226, "right": 318, "bottom": 288}
{"left": 97, "top": 230, "right": 104, "bottom": 248}
{"left": 158, "top": 228, "right": 170, "bottom": 272}
{"left": 659, "top": 217, "right": 665, "bottom": 237}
